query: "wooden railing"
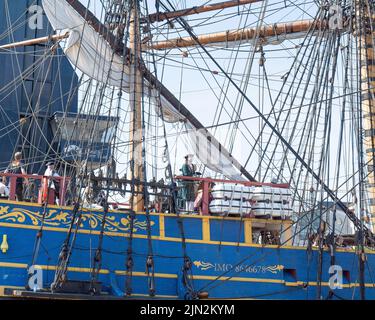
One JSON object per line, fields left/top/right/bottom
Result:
{"left": 0, "top": 173, "right": 70, "bottom": 206}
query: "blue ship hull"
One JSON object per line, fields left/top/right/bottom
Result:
{"left": 0, "top": 200, "right": 374, "bottom": 300}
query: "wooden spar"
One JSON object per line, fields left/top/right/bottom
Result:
{"left": 0, "top": 33, "right": 69, "bottom": 50}
{"left": 147, "top": 0, "right": 263, "bottom": 23}
{"left": 145, "top": 19, "right": 328, "bottom": 50}
{"left": 64, "top": 0, "right": 255, "bottom": 182}
{"left": 129, "top": 5, "right": 145, "bottom": 212}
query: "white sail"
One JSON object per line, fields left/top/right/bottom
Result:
{"left": 185, "top": 123, "right": 245, "bottom": 180}
{"left": 43, "top": 0, "right": 184, "bottom": 123}
{"left": 42, "top": 0, "right": 247, "bottom": 181}
{"left": 43, "top": 0, "right": 130, "bottom": 89}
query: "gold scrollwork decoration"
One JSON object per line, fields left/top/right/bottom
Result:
{"left": 0, "top": 206, "right": 154, "bottom": 233}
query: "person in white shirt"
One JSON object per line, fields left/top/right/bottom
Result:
{"left": 44, "top": 162, "right": 60, "bottom": 204}
{"left": 0, "top": 181, "right": 9, "bottom": 197}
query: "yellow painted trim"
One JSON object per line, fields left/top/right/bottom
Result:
{"left": 0, "top": 222, "right": 131, "bottom": 239}
{"left": 281, "top": 221, "right": 293, "bottom": 246}
{"left": 0, "top": 285, "right": 22, "bottom": 296}
{"left": 2, "top": 263, "right": 375, "bottom": 289}
{"left": 0, "top": 262, "right": 283, "bottom": 285}
{"left": 0, "top": 262, "right": 109, "bottom": 274}
{"left": 190, "top": 275, "right": 375, "bottom": 289}
{"left": 202, "top": 217, "right": 210, "bottom": 241}
{"left": 0, "top": 199, "right": 292, "bottom": 224}
{"left": 0, "top": 203, "right": 372, "bottom": 254}
{"left": 0, "top": 261, "right": 178, "bottom": 279}
{"left": 115, "top": 270, "right": 178, "bottom": 279}
{"left": 284, "top": 282, "right": 299, "bottom": 287}
{"left": 0, "top": 221, "right": 371, "bottom": 254}
{"left": 159, "top": 215, "right": 165, "bottom": 238}
{"left": 244, "top": 220, "right": 252, "bottom": 244}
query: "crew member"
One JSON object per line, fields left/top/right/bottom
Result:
{"left": 180, "top": 154, "right": 197, "bottom": 213}
{"left": 0, "top": 182, "right": 9, "bottom": 198}
{"left": 43, "top": 162, "right": 60, "bottom": 204}
{"left": 194, "top": 180, "right": 215, "bottom": 215}
{"left": 3, "top": 152, "right": 28, "bottom": 201}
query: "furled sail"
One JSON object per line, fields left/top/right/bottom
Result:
{"left": 43, "top": 0, "right": 130, "bottom": 89}
{"left": 42, "top": 0, "right": 252, "bottom": 181}
{"left": 43, "top": 0, "right": 186, "bottom": 123}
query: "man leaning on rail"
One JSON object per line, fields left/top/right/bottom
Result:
{"left": 2, "top": 152, "right": 28, "bottom": 201}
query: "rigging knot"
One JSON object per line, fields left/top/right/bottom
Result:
{"left": 146, "top": 255, "right": 156, "bottom": 296}
{"left": 183, "top": 256, "right": 192, "bottom": 271}
{"left": 58, "top": 244, "right": 68, "bottom": 260}
{"left": 94, "top": 249, "right": 102, "bottom": 263}
{"left": 259, "top": 50, "right": 266, "bottom": 67}
{"left": 146, "top": 255, "right": 154, "bottom": 269}
{"left": 127, "top": 256, "right": 134, "bottom": 269}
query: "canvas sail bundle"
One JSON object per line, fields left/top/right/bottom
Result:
{"left": 43, "top": 0, "right": 131, "bottom": 89}
{"left": 43, "top": 0, "right": 184, "bottom": 123}
{"left": 42, "top": 0, "right": 249, "bottom": 181}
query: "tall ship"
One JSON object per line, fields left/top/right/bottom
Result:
{"left": 0, "top": 0, "right": 374, "bottom": 300}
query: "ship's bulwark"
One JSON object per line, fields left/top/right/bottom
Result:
{"left": 0, "top": 200, "right": 373, "bottom": 300}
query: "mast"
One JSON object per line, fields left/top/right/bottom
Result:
{"left": 359, "top": 1, "right": 375, "bottom": 231}
{"left": 357, "top": 0, "right": 374, "bottom": 300}
{"left": 129, "top": 1, "right": 144, "bottom": 212}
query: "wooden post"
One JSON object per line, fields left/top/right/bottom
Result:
{"left": 280, "top": 220, "right": 293, "bottom": 246}
{"left": 244, "top": 220, "right": 253, "bottom": 244}
{"left": 9, "top": 177, "right": 17, "bottom": 201}
{"left": 59, "top": 176, "right": 67, "bottom": 206}
{"left": 202, "top": 217, "right": 210, "bottom": 241}
{"left": 202, "top": 180, "right": 210, "bottom": 215}
{"left": 129, "top": 4, "right": 144, "bottom": 212}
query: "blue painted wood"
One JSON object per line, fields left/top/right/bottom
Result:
{"left": 0, "top": 201, "right": 374, "bottom": 299}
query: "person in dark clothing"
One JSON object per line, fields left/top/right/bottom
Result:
{"left": 2, "top": 152, "right": 28, "bottom": 201}
{"left": 180, "top": 154, "right": 197, "bottom": 212}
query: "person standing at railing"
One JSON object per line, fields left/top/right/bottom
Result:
{"left": 2, "top": 152, "right": 28, "bottom": 201}
{"left": 43, "top": 162, "right": 60, "bottom": 205}
{"left": 0, "top": 182, "right": 9, "bottom": 198}
{"left": 194, "top": 180, "right": 215, "bottom": 215}
{"left": 180, "top": 154, "right": 197, "bottom": 213}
